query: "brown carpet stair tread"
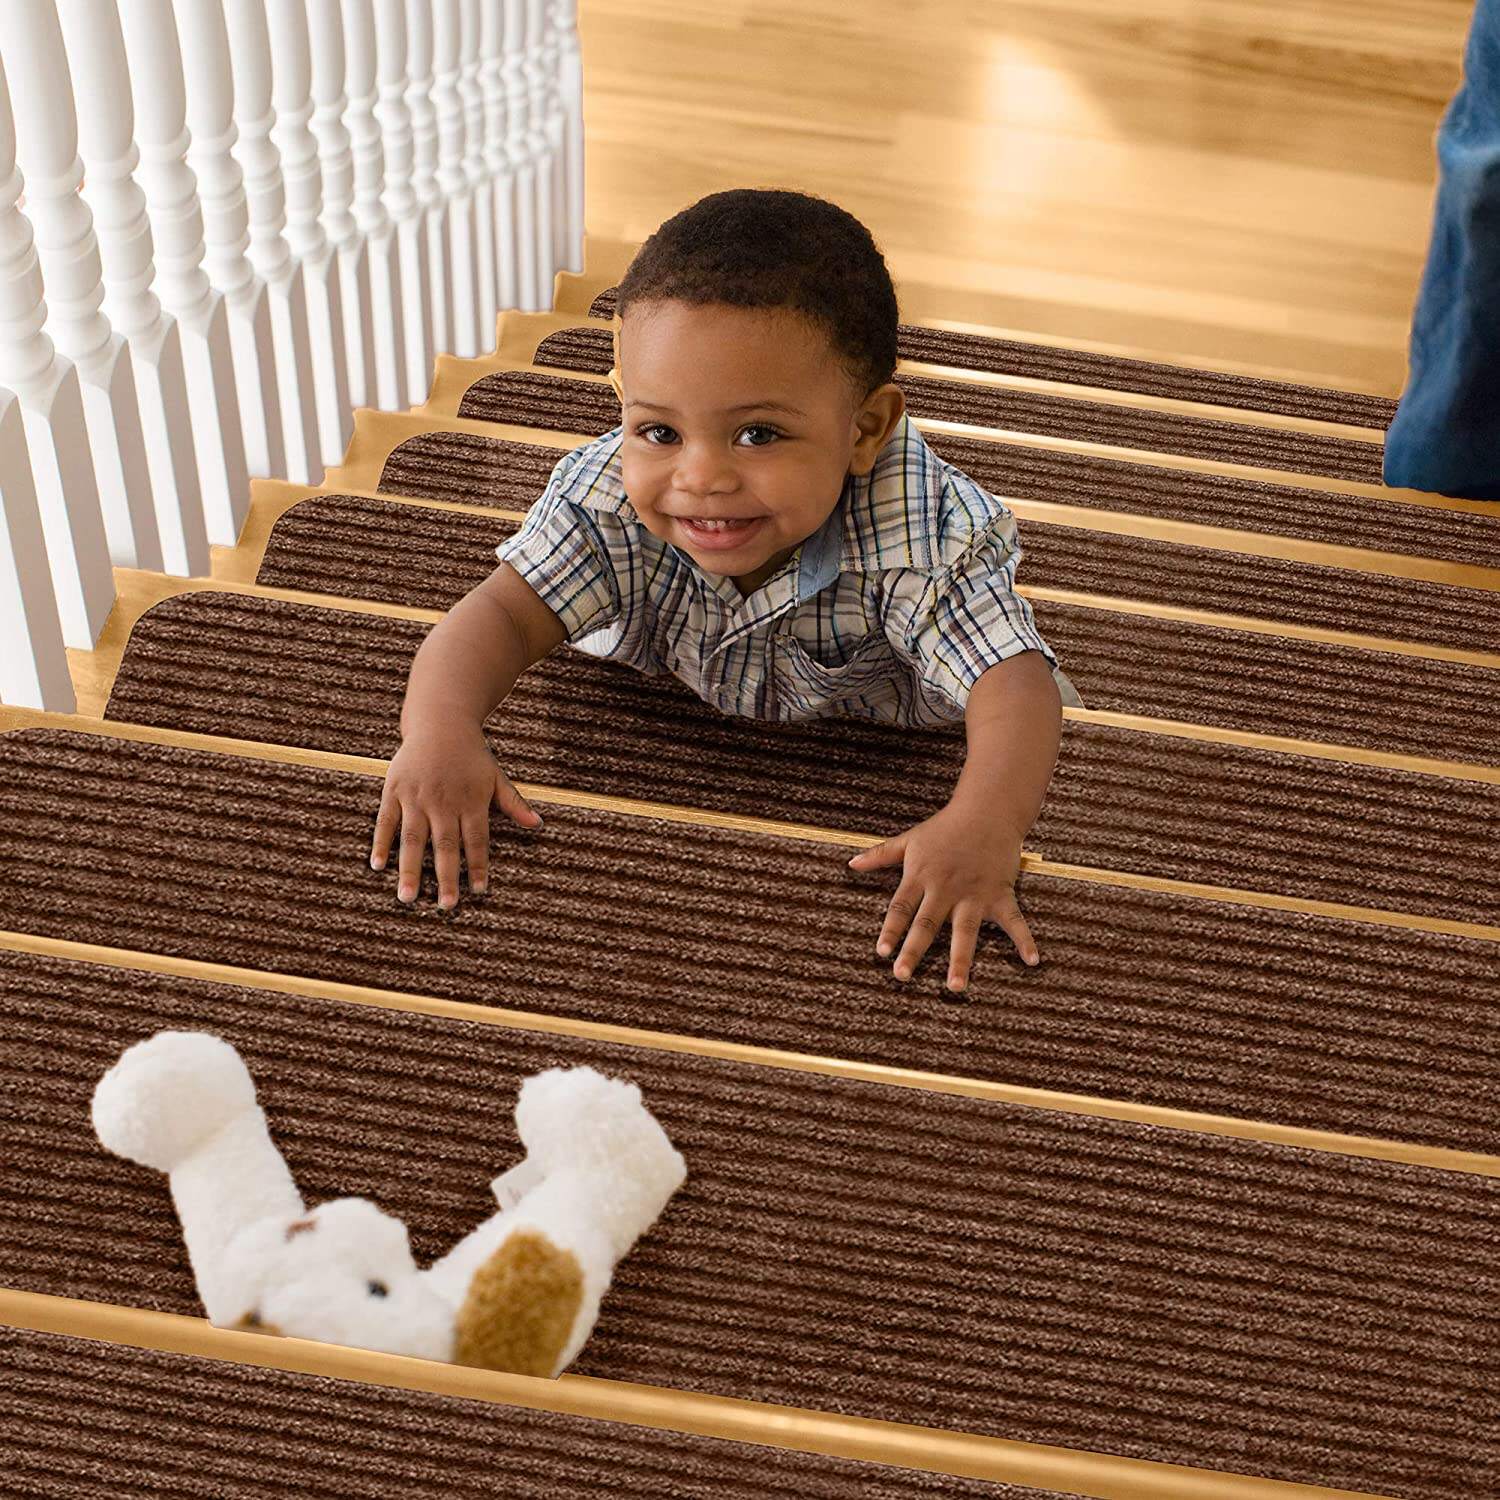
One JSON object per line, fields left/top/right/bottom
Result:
{"left": 119, "top": 584, "right": 1500, "bottom": 771}
{"left": 4, "top": 728, "right": 1498, "bottom": 1155}
{"left": 380, "top": 415, "right": 1500, "bottom": 578}
{"left": 259, "top": 489, "right": 1500, "bottom": 658}
{"left": 584, "top": 286, "right": 1402, "bottom": 430}
{"left": 104, "top": 596, "right": 1500, "bottom": 926}
{"left": 461, "top": 357, "right": 1384, "bottom": 488}
{"left": 0, "top": 1328, "right": 1053, "bottom": 1500}
{"left": 3, "top": 949, "right": 1497, "bottom": 1500}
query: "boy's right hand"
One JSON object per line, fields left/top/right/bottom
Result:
{"left": 369, "top": 726, "right": 544, "bottom": 910}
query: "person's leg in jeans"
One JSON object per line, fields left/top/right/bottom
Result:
{"left": 1384, "top": 0, "right": 1500, "bottom": 500}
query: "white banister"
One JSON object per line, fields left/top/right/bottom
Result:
{"left": 342, "top": 0, "right": 407, "bottom": 411}
{"left": 308, "top": 0, "right": 377, "bottom": 415}
{"left": 405, "top": 0, "right": 450, "bottom": 379}
{"left": 459, "top": 0, "right": 497, "bottom": 352}
{"left": 373, "top": 0, "right": 432, "bottom": 405}
{"left": 523, "top": 0, "right": 557, "bottom": 312}
{"left": 113, "top": 0, "right": 252, "bottom": 550}
{"left": 479, "top": 0, "right": 519, "bottom": 314}
{"left": 265, "top": 0, "right": 353, "bottom": 467}
{"left": 552, "top": 0, "right": 583, "bottom": 275}
{"left": 500, "top": 0, "right": 538, "bottom": 313}
{"left": 0, "top": 53, "right": 117, "bottom": 650}
{"left": 173, "top": 0, "right": 288, "bottom": 484}
{"left": 222, "top": 0, "right": 324, "bottom": 485}
{"left": 433, "top": 0, "right": 477, "bottom": 358}
{"left": 0, "top": 388, "right": 73, "bottom": 711}
{"left": 2, "top": 0, "right": 177, "bottom": 578}
{"left": 58, "top": 0, "right": 213, "bottom": 578}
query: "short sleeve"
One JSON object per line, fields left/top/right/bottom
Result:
{"left": 493, "top": 449, "right": 623, "bottom": 643}
{"left": 892, "top": 512, "right": 1061, "bottom": 715}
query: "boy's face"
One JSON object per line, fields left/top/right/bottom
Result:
{"left": 613, "top": 300, "right": 904, "bottom": 596}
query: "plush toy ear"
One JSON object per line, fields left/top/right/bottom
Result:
{"left": 451, "top": 1229, "right": 584, "bottom": 1378}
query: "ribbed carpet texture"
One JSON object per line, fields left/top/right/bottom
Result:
{"left": 2, "top": 948, "right": 1496, "bottom": 1499}
{"left": 9, "top": 286, "right": 1498, "bottom": 1500}
{"left": 0, "top": 1328, "right": 1062, "bottom": 1499}
{"left": 5, "top": 729, "right": 1499, "bottom": 1156}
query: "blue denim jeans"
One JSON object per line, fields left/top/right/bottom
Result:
{"left": 1383, "top": 0, "right": 1500, "bottom": 500}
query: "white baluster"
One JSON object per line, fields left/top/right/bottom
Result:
{"left": 480, "top": 0, "right": 520, "bottom": 314}
{"left": 0, "top": 386, "right": 74, "bottom": 710}
{"left": 433, "top": 0, "right": 478, "bottom": 358}
{"left": 500, "top": 0, "right": 538, "bottom": 313}
{"left": 373, "top": 0, "right": 430, "bottom": 405}
{"left": 459, "top": 0, "right": 496, "bottom": 352}
{"left": 173, "top": 0, "right": 287, "bottom": 483}
{"left": 265, "top": 0, "right": 353, "bottom": 467}
{"left": 221, "top": 0, "right": 323, "bottom": 485}
{"left": 405, "top": 0, "right": 451, "bottom": 371}
{"left": 308, "top": 0, "right": 376, "bottom": 415}
{"left": 343, "top": 0, "right": 406, "bottom": 410}
{"left": 0, "top": 54, "right": 117, "bottom": 649}
{"left": 522, "top": 0, "right": 557, "bottom": 311}
{"left": 550, "top": 0, "right": 583, "bottom": 275}
{"left": 2, "top": 2, "right": 179, "bottom": 580}
{"left": 58, "top": 0, "right": 213, "bottom": 574}
{"left": 112, "top": 0, "right": 251, "bottom": 546}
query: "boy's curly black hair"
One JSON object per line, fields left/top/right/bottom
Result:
{"left": 614, "top": 188, "right": 900, "bottom": 405}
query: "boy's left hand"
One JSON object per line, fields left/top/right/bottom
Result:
{"left": 845, "top": 799, "right": 1039, "bottom": 991}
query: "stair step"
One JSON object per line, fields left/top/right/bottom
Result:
{"left": 0, "top": 1324, "right": 1044, "bottom": 1499}
{"left": 260, "top": 484, "right": 1500, "bottom": 659}
{"left": 2, "top": 725, "right": 1498, "bottom": 1152}
{"left": 580, "top": 288, "right": 1401, "bottom": 431}
{"left": 2, "top": 943, "right": 1495, "bottom": 1499}
{"left": 205, "top": 539, "right": 1500, "bottom": 768}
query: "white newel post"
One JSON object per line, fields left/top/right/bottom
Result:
{"left": 523, "top": 0, "right": 557, "bottom": 311}
{"left": 405, "top": 0, "right": 451, "bottom": 372}
{"left": 265, "top": 0, "right": 353, "bottom": 467}
{"left": 2, "top": 1, "right": 173, "bottom": 583}
{"left": 57, "top": 0, "right": 212, "bottom": 578}
{"left": 0, "top": 386, "right": 73, "bottom": 710}
{"left": 459, "top": 0, "right": 497, "bottom": 353}
{"left": 173, "top": 0, "right": 288, "bottom": 483}
{"left": 432, "top": 0, "right": 477, "bottom": 358}
{"left": 308, "top": 0, "right": 376, "bottom": 414}
{"left": 342, "top": 0, "right": 407, "bottom": 410}
{"left": 115, "top": 0, "right": 251, "bottom": 547}
{"left": 500, "top": 0, "right": 538, "bottom": 313}
{"left": 221, "top": 0, "right": 324, "bottom": 485}
{"left": 480, "top": 0, "right": 520, "bottom": 314}
{"left": 0, "top": 56, "right": 117, "bottom": 652}
{"left": 552, "top": 0, "right": 583, "bottom": 275}
{"left": 536, "top": 0, "right": 564, "bottom": 279}
{"left": 373, "top": 0, "right": 432, "bottom": 405}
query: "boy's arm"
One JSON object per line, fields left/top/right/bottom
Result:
{"left": 848, "top": 648, "right": 1062, "bottom": 989}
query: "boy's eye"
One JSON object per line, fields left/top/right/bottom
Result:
{"left": 635, "top": 423, "right": 782, "bottom": 447}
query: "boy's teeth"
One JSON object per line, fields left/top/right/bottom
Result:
{"left": 691, "top": 517, "right": 753, "bottom": 531}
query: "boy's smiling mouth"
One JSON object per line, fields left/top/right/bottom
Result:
{"left": 677, "top": 515, "right": 768, "bottom": 550}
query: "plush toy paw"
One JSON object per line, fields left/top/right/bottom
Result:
{"left": 92, "top": 1030, "right": 258, "bottom": 1173}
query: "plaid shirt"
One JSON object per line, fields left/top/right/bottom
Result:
{"left": 494, "top": 411, "right": 1080, "bottom": 725}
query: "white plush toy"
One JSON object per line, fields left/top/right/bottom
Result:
{"left": 91, "top": 1031, "right": 687, "bottom": 1378}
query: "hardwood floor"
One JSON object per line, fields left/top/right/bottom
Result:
{"left": 574, "top": 0, "right": 1478, "bottom": 394}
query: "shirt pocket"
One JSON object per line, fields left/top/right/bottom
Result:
{"left": 770, "top": 630, "right": 898, "bottom": 718}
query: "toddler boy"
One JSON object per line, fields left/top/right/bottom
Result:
{"left": 371, "top": 189, "right": 1078, "bottom": 992}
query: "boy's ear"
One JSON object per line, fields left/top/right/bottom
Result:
{"left": 609, "top": 321, "right": 624, "bottom": 404}
{"left": 608, "top": 364, "right": 624, "bottom": 404}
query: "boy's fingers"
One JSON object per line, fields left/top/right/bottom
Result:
{"left": 461, "top": 808, "right": 490, "bottom": 897}
{"left": 494, "top": 767, "right": 544, "bottom": 828}
{"left": 848, "top": 833, "right": 906, "bottom": 870}
{"left": 370, "top": 779, "right": 398, "bottom": 869}
{"left": 945, "top": 903, "right": 984, "bottom": 992}
{"left": 431, "top": 819, "right": 462, "bottom": 911}
{"left": 396, "top": 805, "right": 430, "bottom": 904}
{"left": 891, "top": 890, "right": 948, "bottom": 983}
{"left": 875, "top": 879, "right": 922, "bottom": 960}
{"left": 995, "top": 890, "right": 1040, "bottom": 966}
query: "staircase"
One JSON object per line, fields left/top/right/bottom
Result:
{"left": 2, "top": 233, "right": 1497, "bottom": 1500}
